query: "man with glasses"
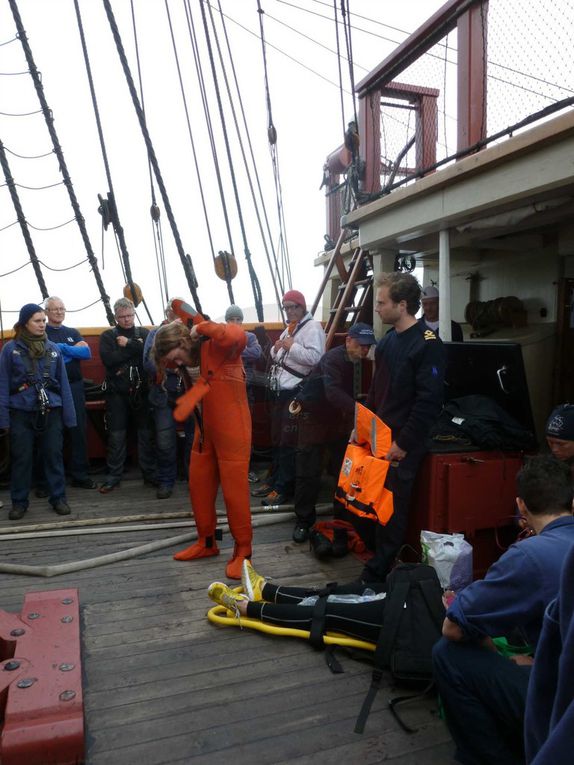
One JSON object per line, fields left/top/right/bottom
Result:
{"left": 44, "top": 296, "right": 96, "bottom": 489}
{"left": 255, "top": 290, "right": 325, "bottom": 507}
{"left": 99, "top": 298, "right": 155, "bottom": 493}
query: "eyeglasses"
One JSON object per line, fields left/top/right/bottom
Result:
{"left": 116, "top": 313, "right": 135, "bottom": 320}
{"left": 282, "top": 303, "right": 301, "bottom": 311}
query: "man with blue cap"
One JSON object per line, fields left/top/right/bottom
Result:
{"left": 290, "top": 322, "right": 376, "bottom": 542}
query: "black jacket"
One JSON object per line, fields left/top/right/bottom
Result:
{"left": 367, "top": 322, "right": 445, "bottom": 453}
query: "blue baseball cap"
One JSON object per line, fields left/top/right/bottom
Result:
{"left": 347, "top": 323, "right": 376, "bottom": 345}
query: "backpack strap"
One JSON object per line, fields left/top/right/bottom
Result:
{"left": 388, "top": 679, "right": 436, "bottom": 734}
{"left": 309, "top": 595, "right": 329, "bottom": 649}
{"left": 354, "top": 580, "right": 410, "bottom": 734}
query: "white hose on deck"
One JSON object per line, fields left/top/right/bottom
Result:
{"left": 0, "top": 504, "right": 333, "bottom": 577}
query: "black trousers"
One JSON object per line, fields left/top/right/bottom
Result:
{"left": 294, "top": 436, "right": 348, "bottom": 527}
{"left": 432, "top": 637, "right": 530, "bottom": 765}
{"left": 246, "top": 581, "right": 386, "bottom": 643}
{"left": 361, "top": 447, "right": 426, "bottom": 582}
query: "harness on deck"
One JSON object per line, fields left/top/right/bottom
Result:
{"left": 11, "top": 345, "right": 59, "bottom": 431}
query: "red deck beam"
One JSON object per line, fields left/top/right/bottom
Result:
{"left": 0, "top": 589, "right": 84, "bottom": 765}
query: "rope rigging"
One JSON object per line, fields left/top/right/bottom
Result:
{"left": 0, "top": 138, "right": 49, "bottom": 299}
{"left": 73, "top": 0, "right": 153, "bottom": 324}
{"left": 101, "top": 0, "right": 203, "bottom": 315}
{"left": 184, "top": 0, "right": 241, "bottom": 304}
{"left": 129, "top": 0, "right": 170, "bottom": 308}
{"left": 215, "top": 0, "right": 285, "bottom": 312}
{"left": 170, "top": 0, "right": 235, "bottom": 305}
{"left": 8, "top": 0, "right": 115, "bottom": 326}
{"left": 256, "top": 0, "right": 292, "bottom": 294}
{"left": 199, "top": 0, "right": 263, "bottom": 320}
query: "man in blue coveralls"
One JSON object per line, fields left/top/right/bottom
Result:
{"left": 432, "top": 456, "right": 574, "bottom": 765}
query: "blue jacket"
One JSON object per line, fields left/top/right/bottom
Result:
{"left": 447, "top": 516, "right": 574, "bottom": 646}
{"left": 525, "top": 541, "right": 574, "bottom": 764}
{"left": 46, "top": 324, "right": 90, "bottom": 383}
{"left": 0, "top": 337, "right": 76, "bottom": 429}
{"left": 143, "top": 326, "right": 183, "bottom": 404}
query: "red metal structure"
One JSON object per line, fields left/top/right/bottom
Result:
{"left": 0, "top": 589, "right": 84, "bottom": 765}
{"left": 324, "top": 0, "right": 489, "bottom": 240}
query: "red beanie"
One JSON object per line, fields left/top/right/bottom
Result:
{"left": 282, "top": 290, "right": 306, "bottom": 310}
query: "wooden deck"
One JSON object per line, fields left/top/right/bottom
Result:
{"left": 0, "top": 474, "right": 455, "bottom": 764}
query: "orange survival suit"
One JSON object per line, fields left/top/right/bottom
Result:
{"left": 171, "top": 315, "right": 253, "bottom": 580}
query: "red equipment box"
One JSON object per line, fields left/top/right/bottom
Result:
{"left": 407, "top": 451, "right": 525, "bottom": 578}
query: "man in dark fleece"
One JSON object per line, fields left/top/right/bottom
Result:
{"left": 363, "top": 271, "right": 445, "bottom": 581}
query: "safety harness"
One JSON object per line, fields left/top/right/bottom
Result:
{"left": 268, "top": 316, "right": 313, "bottom": 393}
{"left": 11, "top": 345, "right": 59, "bottom": 431}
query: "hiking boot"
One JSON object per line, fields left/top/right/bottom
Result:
{"left": 332, "top": 527, "right": 349, "bottom": 558}
{"left": 251, "top": 483, "right": 272, "bottom": 497}
{"left": 242, "top": 559, "right": 266, "bottom": 601}
{"left": 309, "top": 528, "right": 332, "bottom": 558}
{"left": 156, "top": 485, "right": 173, "bottom": 499}
{"left": 9, "top": 505, "right": 27, "bottom": 521}
{"left": 261, "top": 490, "right": 289, "bottom": 507}
{"left": 71, "top": 478, "right": 97, "bottom": 489}
{"left": 99, "top": 481, "right": 119, "bottom": 494}
{"left": 292, "top": 523, "right": 310, "bottom": 544}
{"left": 53, "top": 501, "right": 71, "bottom": 516}
{"left": 207, "top": 582, "right": 248, "bottom": 616}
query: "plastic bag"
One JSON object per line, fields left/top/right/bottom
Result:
{"left": 297, "top": 589, "right": 387, "bottom": 606}
{"left": 420, "top": 530, "right": 473, "bottom": 592}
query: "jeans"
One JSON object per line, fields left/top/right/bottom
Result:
{"left": 151, "top": 397, "right": 177, "bottom": 487}
{"left": 10, "top": 408, "right": 67, "bottom": 507}
{"left": 68, "top": 379, "right": 90, "bottom": 480}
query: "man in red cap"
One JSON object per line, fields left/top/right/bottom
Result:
{"left": 254, "top": 290, "right": 325, "bottom": 506}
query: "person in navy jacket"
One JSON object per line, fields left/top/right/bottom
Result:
{"left": 433, "top": 456, "right": 574, "bottom": 765}
{"left": 0, "top": 303, "right": 76, "bottom": 520}
{"left": 364, "top": 272, "right": 445, "bottom": 581}
{"left": 44, "top": 296, "right": 96, "bottom": 489}
{"left": 524, "top": 539, "right": 574, "bottom": 764}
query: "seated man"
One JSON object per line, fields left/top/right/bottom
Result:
{"left": 432, "top": 456, "right": 574, "bottom": 765}
{"left": 524, "top": 539, "right": 574, "bottom": 765}
{"left": 545, "top": 402, "right": 574, "bottom": 482}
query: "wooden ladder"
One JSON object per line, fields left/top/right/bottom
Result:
{"left": 311, "top": 231, "right": 373, "bottom": 349}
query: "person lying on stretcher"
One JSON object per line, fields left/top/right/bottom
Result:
{"left": 208, "top": 561, "right": 387, "bottom": 644}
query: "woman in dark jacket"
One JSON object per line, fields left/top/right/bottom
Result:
{"left": 0, "top": 303, "right": 76, "bottom": 520}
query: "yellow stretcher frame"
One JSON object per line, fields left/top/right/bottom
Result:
{"left": 207, "top": 604, "right": 376, "bottom": 652}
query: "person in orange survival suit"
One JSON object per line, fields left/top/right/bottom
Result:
{"left": 152, "top": 301, "right": 252, "bottom": 580}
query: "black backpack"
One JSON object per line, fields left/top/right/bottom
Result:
{"left": 355, "top": 563, "right": 445, "bottom": 733}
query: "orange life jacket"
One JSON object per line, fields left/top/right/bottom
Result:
{"left": 335, "top": 403, "right": 394, "bottom": 526}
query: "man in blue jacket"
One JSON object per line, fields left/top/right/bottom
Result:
{"left": 432, "top": 456, "right": 574, "bottom": 765}
{"left": 524, "top": 539, "right": 574, "bottom": 764}
{"left": 44, "top": 296, "right": 96, "bottom": 489}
